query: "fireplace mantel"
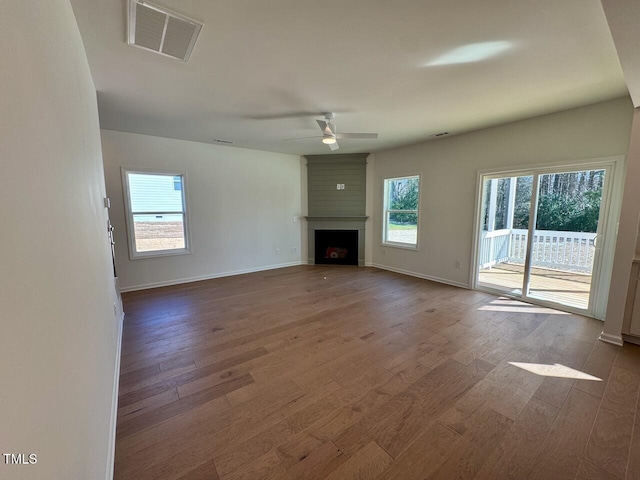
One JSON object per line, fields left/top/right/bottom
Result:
{"left": 305, "top": 216, "right": 368, "bottom": 221}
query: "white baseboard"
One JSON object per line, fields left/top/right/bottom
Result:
{"left": 106, "top": 312, "right": 124, "bottom": 480}
{"left": 370, "top": 263, "right": 469, "bottom": 289}
{"left": 120, "top": 261, "right": 306, "bottom": 293}
{"left": 599, "top": 331, "right": 624, "bottom": 346}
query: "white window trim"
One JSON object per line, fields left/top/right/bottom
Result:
{"left": 121, "top": 167, "right": 192, "bottom": 260}
{"left": 382, "top": 174, "right": 421, "bottom": 250}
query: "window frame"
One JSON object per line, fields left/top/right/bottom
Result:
{"left": 382, "top": 174, "right": 421, "bottom": 250}
{"left": 121, "top": 167, "right": 192, "bottom": 260}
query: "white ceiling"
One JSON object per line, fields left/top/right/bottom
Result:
{"left": 70, "top": 0, "right": 628, "bottom": 155}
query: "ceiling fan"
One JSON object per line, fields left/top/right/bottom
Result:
{"left": 288, "top": 113, "right": 378, "bottom": 151}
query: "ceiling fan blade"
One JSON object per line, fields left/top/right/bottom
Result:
{"left": 246, "top": 111, "right": 329, "bottom": 120}
{"left": 244, "top": 109, "right": 351, "bottom": 120}
{"left": 282, "top": 136, "right": 322, "bottom": 141}
{"left": 329, "top": 142, "right": 339, "bottom": 151}
{"left": 335, "top": 133, "right": 378, "bottom": 139}
{"left": 316, "top": 119, "right": 334, "bottom": 135}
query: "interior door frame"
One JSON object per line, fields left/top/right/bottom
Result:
{"left": 470, "top": 155, "right": 625, "bottom": 319}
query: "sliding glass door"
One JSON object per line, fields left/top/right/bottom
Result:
{"left": 477, "top": 175, "right": 532, "bottom": 296}
{"left": 476, "top": 165, "right": 612, "bottom": 316}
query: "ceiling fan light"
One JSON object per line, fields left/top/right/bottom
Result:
{"left": 322, "top": 136, "right": 337, "bottom": 145}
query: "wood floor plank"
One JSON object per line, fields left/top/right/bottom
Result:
{"left": 614, "top": 343, "right": 640, "bottom": 375}
{"left": 532, "top": 375, "right": 576, "bottom": 409}
{"left": 627, "top": 415, "right": 640, "bottom": 480}
{"left": 307, "top": 364, "right": 427, "bottom": 445}
{"left": 323, "top": 441, "right": 392, "bottom": 480}
{"left": 429, "top": 407, "right": 513, "bottom": 480}
{"left": 118, "top": 363, "right": 160, "bottom": 387}
{"left": 225, "top": 378, "right": 303, "bottom": 408}
{"left": 115, "top": 381, "right": 303, "bottom": 478}
{"left": 176, "top": 367, "right": 251, "bottom": 398}
{"left": 117, "top": 374, "right": 249, "bottom": 438}
{"left": 284, "top": 441, "right": 346, "bottom": 480}
{"left": 584, "top": 407, "right": 634, "bottom": 479}
{"left": 223, "top": 451, "right": 288, "bottom": 480}
{"left": 176, "top": 460, "right": 220, "bottom": 480}
{"left": 143, "top": 381, "right": 342, "bottom": 480}
{"left": 574, "top": 340, "right": 619, "bottom": 398}
{"left": 117, "top": 388, "right": 180, "bottom": 423}
{"left": 527, "top": 388, "right": 600, "bottom": 480}
{"left": 599, "top": 366, "right": 640, "bottom": 415}
{"left": 359, "top": 358, "right": 489, "bottom": 458}
{"left": 375, "top": 422, "right": 460, "bottom": 480}
{"left": 334, "top": 423, "right": 375, "bottom": 458}
{"left": 474, "top": 397, "right": 559, "bottom": 480}
{"left": 275, "top": 431, "right": 325, "bottom": 470}
{"left": 119, "top": 348, "right": 265, "bottom": 408}
{"left": 576, "top": 459, "right": 620, "bottom": 480}
{"left": 584, "top": 366, "right": 640, "bottom": 478}
{"left": 112, "top": 266, "right": 636, "bottom": 480}
{"left": 118, "top": 362, "right": 197, "bottom": 396}
{"left": 212, "top": 367, "right": 393, "bottom": 478}
{"left": 439, "top": 353, "right": 545, "bottom": 435}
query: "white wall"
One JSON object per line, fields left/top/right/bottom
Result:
{"left": 602, "top": 107, "right": 640, "bottom": 343}
{"left": 371, "top": 97, "right": 633, "bottom": 289}
{"left": 101, "top": 130, "right": 303, "bottom": 291}
{"left": 365, "top": 154, "right": 376, "bottom": 266}
{"left": 300, "top": 157, "right": 309, "bottom": 263}
{"left": 0, "top": 1, "right": 121, "bottom": 479}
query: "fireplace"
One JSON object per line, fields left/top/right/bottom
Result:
{"left": 315, "top": 230, "right": 358, "bottom": 265}
{"left": 305, "top": 216, "right": 367, "bottom": 266}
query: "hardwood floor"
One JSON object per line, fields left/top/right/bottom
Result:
{"left": 114, "top": 265, "right": 640, "bottom": 480}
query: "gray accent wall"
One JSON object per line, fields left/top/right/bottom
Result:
{"left": 306, "top": 154, "right": 367, "bottom": 216}
{"left": 305, "top": 154, "right": 368, "bottom": 265}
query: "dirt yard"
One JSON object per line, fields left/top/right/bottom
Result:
{"left": 134, "top": 221, "right": 185, "bottom": 252}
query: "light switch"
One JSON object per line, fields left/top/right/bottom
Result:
{"left": 337, "top": 184, "right": 341, "bottom": 190}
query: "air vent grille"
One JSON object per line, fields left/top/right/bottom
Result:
{"left": 127, "top": 0, "right": 202, "bottom": 62}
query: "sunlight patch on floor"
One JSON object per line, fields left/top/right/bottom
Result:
{"left": 508, "top": 362, "right": 601, "bottom": 381}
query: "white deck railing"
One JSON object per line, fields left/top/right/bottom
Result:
{"left": 480, "top": 228, "right": 596, "bottom": 273}
{"left": 479, "top": 229, "right": 511, "bottom": 268}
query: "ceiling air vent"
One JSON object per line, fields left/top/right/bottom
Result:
{"left": 433, "top": 132, "right": 449, "bottom": 137}
{"left": 127, "top": 0, "right": 202, "bottom": 62}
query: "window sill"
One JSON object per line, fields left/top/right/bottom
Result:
{"left": 130, "top": 248, "right": 192, "bottom": 260}
{"left": 381, "top": 242, "right": 419, "bottom": 251}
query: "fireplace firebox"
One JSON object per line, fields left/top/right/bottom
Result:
{"left": 314, "top": 230, "right": 358, "bottom": 265}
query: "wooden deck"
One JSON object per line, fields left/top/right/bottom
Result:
{"left": 113, "top": 265, "right": 640, "bottom": 480}
{"left": 478, "top": 263, "right": 591, "bottom": 310}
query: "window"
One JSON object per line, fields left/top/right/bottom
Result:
{"left": 122, "top": 169, "right": 190, "bottom": 259}
{"left": 383, "top": 175, "right": 420, "bottom": 247}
